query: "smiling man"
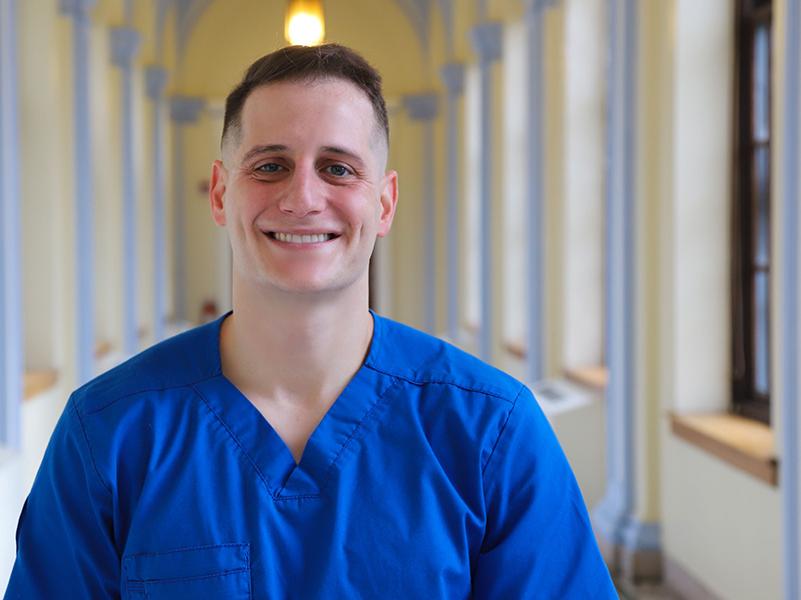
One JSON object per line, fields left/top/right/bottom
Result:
{"left": 7, "top": 45, "right": 616, "bottom": 599}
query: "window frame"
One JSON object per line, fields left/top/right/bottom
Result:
{"left": 731, "top": 0, "right": 772, "bottom": 425}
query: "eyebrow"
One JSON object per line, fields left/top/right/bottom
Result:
{"left": 239, "top": 144, "right": 367, "bottom": 168}
{"left": 241, "top": 144, "right": 288, "bottom": 164}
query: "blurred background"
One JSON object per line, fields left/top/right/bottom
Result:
{"left": 1, "top": 0, "right": 799, "bottom": 598}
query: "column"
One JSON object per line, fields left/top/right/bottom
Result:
{"left": 440, "top": 62, "right": 464, "bottom": 342}
{"left": 470, "top": 21, "right": 503, "bottom": 361}
{"left": 592, "top": 0, "right": 662, "bottom": 579}
{"left": 170, "top": 96, "right": 204, "bottom": 323}
{"left": 0, "top": 0, "right": 22, "bottom": 447}
{"left": 146, "top": 66, "right": 168, "bottom": 341}
{"left": 403, "top": 93, "right": 439, "bottom": 334}
{"left": 780, "top": 2, "right": 801, "bottom": 598}
{"left": 60, "top": 0, "right": 97, "bottom": 384}
{"left": 111, "top": 26, "right": 141, "bottom": 355}
{"left": 524, "top": 0, "right": 553, "bottom": 383}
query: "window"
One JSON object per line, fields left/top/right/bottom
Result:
{"left": 732, "top": 0, "right": 772, "bottom": 424}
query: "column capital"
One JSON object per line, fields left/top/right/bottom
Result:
{"left": 145, "top": 66, "right": 169, "bottom": 99}
{"left": 440, "top": 63, "right": 465, "bottom": 96}
{"left": 403, "top": 93, "right": 438, "bottom": 121}
{"left": 170, "top": 96, "right": 205, "bottom": 123}
{"left": 110, "top": 27, "right": 141, "bottom": 68}
{"left": 470, "top": 21, "right": 503, "bottom": 64}
{"left": 59, "top": 0, "right": 96, "bottom": 18}
{"left": 526, "top": 0, "right": 559, "bottom": 19}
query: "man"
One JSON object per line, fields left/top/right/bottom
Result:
{"left": 7, "top": 45, "right": 616, "bottom": 598}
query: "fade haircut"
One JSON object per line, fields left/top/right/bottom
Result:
{"left": 221, "top": 44, "right": 389, "bottom": 154}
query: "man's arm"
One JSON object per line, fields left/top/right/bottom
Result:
{"left": 472, "top": 386, "right": 617, "bottom": 599}
{"left": 5, "top": 396, "right": 120, "bottom": 599}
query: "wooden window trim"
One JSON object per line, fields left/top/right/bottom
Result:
{"left": 670, "top": 412, "right": 777, "bottom": 486}
{"left": 23, "top": 370, "right": 59, "bottom": 401}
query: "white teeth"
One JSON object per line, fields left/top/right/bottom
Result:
{"left": 273, "top": 232, "right": 333, "bottom": 244}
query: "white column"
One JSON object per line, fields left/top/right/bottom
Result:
{"left": 440, "top": 63, "right": 465, "bottom": 342}
{"left": 60, "top": 0, "right": 97, "bottom": 384}
{"left": 169, "top": 96, "right": 204, "bottom": 323}
{"left": 524, "top": 0, "right": 556, "bottom": 382}
{"left": 146, "top": 66, "right": 168, "bottom": 341}
{"left": 403, "top": 93, "right": 439, "bottom": 333}
{"left": 780, "top": 2, "right": 801, "bottom": 598}
{"left": 470, "top": 21, "right": 503, "bottom": 361}
{"left": 0, "top": 0, "right": 22, "bottom": 447}
{"left": 110, "top": 27, "right": 141, "bottom": 355}
{"left": 593, "top": 0, "right": 662, "bottom": 579}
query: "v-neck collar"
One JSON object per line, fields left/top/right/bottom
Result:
{"left": 192, "top": 310, "right": 396, "bottom": 500}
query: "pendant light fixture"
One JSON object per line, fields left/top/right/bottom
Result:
{"left": 285, "top": 0, "right": 326, "bottom": 46}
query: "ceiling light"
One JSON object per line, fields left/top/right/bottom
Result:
{"left": 285, "top": 0, "right": 325, "bottom": 46}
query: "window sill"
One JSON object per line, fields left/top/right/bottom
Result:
{"left": 669, "top": 412, "right": 778, "bottom": 486}
{"left": 23, "top": 369, "right": 59, "bottom": 401}
{"left": 564, "top": 366, "right": 608, "bottom": 391}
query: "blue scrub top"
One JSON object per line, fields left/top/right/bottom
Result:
{"left": 6, "top": 312, "right": 616, "bottom": 599}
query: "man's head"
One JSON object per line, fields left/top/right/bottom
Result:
{"left": 209, "top": 45, "right": 398, "bottom": 298}
{"left": 221, "top": 44, "right": 389, "bottom": 163}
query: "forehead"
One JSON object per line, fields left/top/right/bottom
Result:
{"left": 237, "top": 79, "right": 382, "bottom": 152}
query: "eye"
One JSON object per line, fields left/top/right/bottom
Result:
{"left": 324, "top": 164, "right": 351, "bottom": 178}
{"left": 255, "top": 162, "right": 284, "bottom": 174}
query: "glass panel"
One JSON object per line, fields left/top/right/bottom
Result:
{"left": 754, "top": 271, "right": 770, "bottom": 395}
{"left": 753, "top": 24, "right": 770, "bottom": 141}
{"left": 754, "top": 146, "right": 770, "bottom": 265}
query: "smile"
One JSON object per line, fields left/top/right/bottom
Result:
{"left": 266, "top": 232, "right": 339, "bottom": 244}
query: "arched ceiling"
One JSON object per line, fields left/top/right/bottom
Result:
{"left": 174, "top": 0, "right": 441, "bottom": 100}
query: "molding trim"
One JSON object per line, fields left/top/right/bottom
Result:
{"left": 664, "top": 556, "right": 723, "bottom": 600}
{"left": 110, "top": 27, "right": 140, "bottom": 69}
{"left": 0, "top": 0, "right": 23, "bottom": 447}
{"left": 780, "top": 1, "right": 801, "bottom": 599}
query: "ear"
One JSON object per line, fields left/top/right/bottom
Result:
{"left": 210, "top": 160, "right": 228, "bottom": 226}
{"left": 376, "top": 170, "right": 398, "bottom": 237}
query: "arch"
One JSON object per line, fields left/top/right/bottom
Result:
{"left": 176, "top": 0, "right": 429, "bottom": 98}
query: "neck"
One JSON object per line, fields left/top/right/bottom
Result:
{"left": 219, "top": 275, "right": 373, "bottom": 409}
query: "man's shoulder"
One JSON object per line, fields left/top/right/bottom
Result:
{"left": 370, "top": 313, "right": 525, "bottom": 404}
{"left": 72, "top": 318, "right": 221, "bottom": 415}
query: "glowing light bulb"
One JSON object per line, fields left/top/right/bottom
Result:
{"left": 285, "top": 0, "right": 325, "bottom": 46}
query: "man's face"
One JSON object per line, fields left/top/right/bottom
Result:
{"left": 210, "top": 78, "right": 397, "bottom": 297}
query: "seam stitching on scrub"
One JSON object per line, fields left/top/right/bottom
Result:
{"left": 276, "top": 377, "right": 405, "bottom": 501}
{"left": 192, "top": 384, "right": 277, "bottom": 497}
{"left": 83, "top": 371, "right": 222, "bottom": 414}
{"left": 70, "top": 394, "right": 114, "bottom": 496}
{"left": 364, "top": 364, "right": 513, "bottom": 403}
{"left": 319, "top": 376, "right": 404, "bottom": 495}
{"left": 125, "top": 542, "right": 249, "bottom": 558}
{"left": 480, "top": 383, "right": 525, "bottom": 477}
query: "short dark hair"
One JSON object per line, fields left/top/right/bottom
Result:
{"left": 222, "top": 44, "right": 389, "bottom": 151}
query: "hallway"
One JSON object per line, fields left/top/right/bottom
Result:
{"left": 1, "top": 0, "right": 799, "bottom": 598}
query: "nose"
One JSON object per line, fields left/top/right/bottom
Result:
{"left": 278, "top": 165, "right": 326, "bottom": 217}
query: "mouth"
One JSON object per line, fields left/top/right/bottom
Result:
{"left": 265, "top": 231, "right": 341, "bottom": 244}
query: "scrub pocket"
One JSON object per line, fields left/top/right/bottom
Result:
{"left": 122, "top": 543, "right": 250, "bottom": 599}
